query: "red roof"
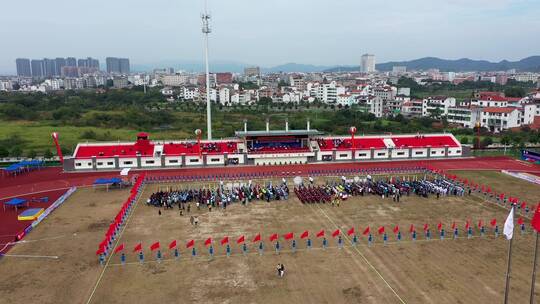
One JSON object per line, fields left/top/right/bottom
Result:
{"left": 391, "top": 136, "right": 459, "bottom": 148}
{"left": 76, "top": 143, "right": 155, "bottom": 158}
{"left": 319, "top": 138, "right": 386, "bottom": 151}
{"left": 479, "top": 95, "right": 508, "bottom": 102}
{"left": 163, "top": 142, "right": 238, "bottom": 156}
{"left": 482, "top": 107, "right": 516, "bottom": 114}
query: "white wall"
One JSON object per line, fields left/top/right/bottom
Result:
{"left": 141, "top": 157, "right": 162, "bottom": 167}
{"left": 165, "top": 156, "right": 182, "bottom": 166}
{"left": 391, "top": 149, "right": 409, "bottom": 158}
{"left": 95, "top": 158, "right": 115, "bottom": 169}
{"left": 355, "top": 150, "right": 370, "bottom": 159}
{"left": 430, "top": 148, "right": 446, "bottom": 157}
{"left": 335, "top": 151, "right": 352, "bottom": 160}
{"left": 74, "top": 159, "right": 93, "bottom": 170}
{"left": 447, "top": 147, "right": 462, "bottom": 156}
{"left": 206, "top": 155, "right": 225, "bottom": 165}
{"left": 317, "top": 151, "right": 333, "bottom": 161}
{"left": 411, "top": 149, "right": 427, "bottom": 158}
{"left": 373, "top": 149, "right": 389, "bottom": 159}
{"left": 185, "top": 156, "right": 203, "bottom": 166}
{"left": 119, "top": 158, "right": 137, "bottom": 168}
{"left": 254, "top": 156, "right": 307, "bottom": 166}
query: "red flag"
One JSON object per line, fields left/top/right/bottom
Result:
{"left": 114, "top": 243, "right": 125, "bottom": 254}
{"left": 237, "top": 235, "right": 245, "bottom": 244}
{"left": 465, "top": 220, "right": 470, "bottom": 230}
{"left": 168, "top": 240, "right": 177, "bottom": 249}
{"left": 96, "top": 246, "right": 105, "bottom": 255}
{"left": 220, "top": 236, "right": 229, "bottom": 245}
{"left": 186, "top": 239, "right": 195, "bottom": 248}
{"left": 150, "top": 242, "right": 160, "bottom": 251}
{"left": 518, "top": 217, "right": 524, "bottom": 225}
{"left": 204, "top": 237, "right": 212, "bottom": 246}
{"left": 531, "top": 204, "right": 540, "bottom": 233}
{"left": 300, "top": 230, "right": 309, "bottom": 239}
{"left": 423, "top": 223, "right": 429, "bottom": 231}
{"left": 269, "top": 233, "right": 278, "bottom": 242}
{"left": 362, "top": 226, "right": 370, "bottom": 236}
{"left": 284, "top": 232, "right": 294, "bottom": 240}
{"left": 393, "top": 225, "right": 399, "bottom": 234}
{"left": 478, "top": 219, "right": 483, "bottom": 228}
{"left": 347, "top": 227, "right": 355, "bottom": 236}
{"left": 332, "top": 229, "right": 340, "bottom": 237}
{"left": 252, "top": 233, "right": 261, "bottom": 243}
{"left": 490, "top": 218, "right": 497, "bottom": 227}
{"left": 133, "top": 242, "right": 142, "bottom": 252}
{"left": 378, "top": 226, "right": 385, "bottom": 235}
{"left": 451, "top": 222, "right": 456, "bottom": 230}
{"left": 409, "top": 224, "right": 415, "bottom": 233}
{"left": 316, "top": 229, "right": 325, "bottom": 238}
{"left": 521, "top": 202, "right": 527, "bottom": 209}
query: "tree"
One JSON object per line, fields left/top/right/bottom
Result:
{"left": 460, "top": 137, "right": 469, "bottom": 145}
{"left": 10, "top": 146, "right": 22, "bottom": 157}
{"left": 480, "top": 136, "right": 493, "bottom": 148}
{"left": 504, "top": 86, "right": 526, "bottom": 98}
{"left": 43, "top": 149, "right": 53, "bottom": 159}
{"left": 0, "top": 147, "right": 9, "bottom": 158}
{"left": 26, "top": 150, "right": 37, "bottom": 159}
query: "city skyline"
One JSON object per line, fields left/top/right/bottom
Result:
{"left": 1, "top": 0, "right": 539, "bottom": 74}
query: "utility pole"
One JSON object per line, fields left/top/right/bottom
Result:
{"left": 202, "top": 0, "right": 212, "bottom": 140}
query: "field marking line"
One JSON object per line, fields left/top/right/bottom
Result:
{"left": 0, "top": 254, "right": 59, "bottom": 259}
{"left": 85, "top": 183, "right": 146, "bottom": 304}
{"left": 311, "top": 203, "right": 407, "bottom": 304}
{"left": 0, "top": 184, "right": 94, "bottom": 201}
{"left": 0, "top": 234, "right": 74, "bottom": 246}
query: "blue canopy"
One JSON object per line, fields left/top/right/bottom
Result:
{"left": 93, "top": 178, "right": 122, "bottom": 185}
{"left": 4, "top": 198, "right": 27, "bottom": 206}
{"left": 3, "top": 160, "right": 44, "bottom": 173}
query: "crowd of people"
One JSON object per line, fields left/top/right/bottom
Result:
{"left": 294, "top": 176, "right": 465, "bottom": 204}
{"left": 146, "top": 180, "right": 291, "bottom": 212}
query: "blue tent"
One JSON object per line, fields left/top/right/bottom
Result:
{"left": 3, "top": 198, "right": 28, "bottom": 211}
{"left": 3, "top": 160, "right": 44, "bottom": 173}
{"left": 93, "top": 178, "right": 122, "bottom": 185}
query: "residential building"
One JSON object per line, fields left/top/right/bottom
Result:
{"left": 392, "top": 66, "right": 406, "bottom": 74}
{"left": 244, "top": 66, "right": 260, "bottom": 77}
{"left": 422, "top": 96, "right": 456, "bottom": 117}
{"left": 479, "top": 107, "right": 520, "bottom": 132}
{"left": 16, "top": 58, "right": 32, "bottom": 77}
{"left": 402, "top": 99, "right": 423, "bottom": 118}
{"left": 215, "top": 72, "right": 233, "bottom": 84}
{"left": 360, "top": 54, "right": 376, "bottom": 73}
{"left": 161, "top": 74, "right": 189, "bottom": 87}
{"left": 66, "top": 57, "right": 77, "bottom": 67}
{"left": 55, "top": 58, "right": 66, "bottom": 76}
{"left": 31, "top": 60, "right": 44, "bottom": 78}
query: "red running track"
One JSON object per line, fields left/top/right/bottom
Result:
{"left": 1, "top": 156, "right": 538, "bottom": 200}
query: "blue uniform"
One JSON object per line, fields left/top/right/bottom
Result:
{"left": 412, "top": 231, "right": 417, "bottom": 241}
{"left": 368, "top": 234, "right": 373, "bottom": 246}
{"left": 322, "top": 238, "right": 328, "bottom": 249}
{"left": 383, "top": 233, "right": 388, "bottom": 245}
{"left": 258, "top": 242, "right": 264, "bottom": 255}
{"left": 426, "top": 229, "right": 431, "bottom": 240}
{"left": 156, "top": 250, "right": 162, "bottom": 262}
{"left": 226, "top": 244, "right": 231, "bottom": 256}
{"left": 139, "top": 251, "right": 144, "bottom": 263}
{"left": 468, "top": 227, "right": 473, "bottom": 238}
{"left": 352, "top": 235, "right": 358, "bottom": 246}
{"left": 397, "top": 231, "right": 402, "bottom": 241}
{"left": 192, "top": 247, "right": 197, "bottom": 257}
{"left": 453, "top": 228, "right": 458, "bottom": 239}
{"left": 495, "top": 225, "right": 499, "bottom": 237}
{"left": 174, "top": 248, "right": 180, "bottom": 259}
{"left": 440, "top": 229, "right": 445, "bottom": 240}
{"left": 209, "top": 246, "right": 214, "bottom": 258}
{"left": 242, "top": 243, "right": 248, "bottom": 255}
{"left": 292, "top": 240, "right": 297, "bottom": 252}
{"left": 307, "top": 238, "right": 312, "bottom": 249}
{"left": 275, "top": 241, "right": 280, "bottom": 253}
{"left": 337, "top": 236, "right": 343, "bottom": 248}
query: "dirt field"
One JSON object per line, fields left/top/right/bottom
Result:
{"left": 1, "top": 174, "right": 539, "bottom": 304}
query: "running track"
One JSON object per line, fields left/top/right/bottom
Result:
{"left": 1, "top": 156, "right": 538, "bottom": 200}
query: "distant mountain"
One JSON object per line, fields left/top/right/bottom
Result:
{"left": 262, "top": 63, "right": 335, "bottom": 73}
{"left": 376, "top": 56, "right": 540, "bottom": 72}
{"left": 324, "top": 56, "right": 540, "bottom": 73}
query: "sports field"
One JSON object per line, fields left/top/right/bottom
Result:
{"left": 1, "top": 170, "right": 538, "bottom": 304}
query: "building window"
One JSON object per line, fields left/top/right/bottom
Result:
{"left": 97, "top": 162, "right": 103, "bottom": 166}
{"left": 396, "top": 152, "right": 405, "bottom": 156}
{"left": 107, "top": 162, "right": 114, "bottom": 166}
{"left": 431, "top": 151, "right": 437, "bottom": 154}
{"left": 339, "top": 154, "right": 348, "bottom": 157}
{"left": 377, "top": 152, "right": 386, "bottom": 156}
{"left": 189, "top": 159, "right": 199, "bottom": 163}
{"left": 76, "top": 163, "right": 81, "bottom": 167}
{"left": 210, "top": 158, "right": 220, "bottom": 162}
{"left": 358, "top": 153, "right": 367, "bottom": 157}
{"left": 415, "top": 151, "right": 423, "bottom": 155}
{"left": 123, "top": 161, "right": 133, "bottom": 165}
{"left": 145, "top": 160, "right": 155, "bottom": 164}
{"left": 169, "top": 159, "right": 178, "bottom": 164}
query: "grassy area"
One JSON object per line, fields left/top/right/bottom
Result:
{"left": 450, "top": 170, "right": 540, "bottom": 204}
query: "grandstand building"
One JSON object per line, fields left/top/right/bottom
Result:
{"left": 66, "top": 124, "right": 462, "bottom": 171}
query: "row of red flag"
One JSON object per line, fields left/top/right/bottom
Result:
{"left": 431, "top": 168, "right": 532, "bottom": 210}
{"left": 109, "top": 217, "right": 527, "bottom": 254}
{"left": 96, "top": 174, "right": 146, "bottom": 256}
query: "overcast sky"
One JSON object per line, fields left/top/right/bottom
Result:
{"left": 1, "top": 0, "right": 539, "bottom": 73}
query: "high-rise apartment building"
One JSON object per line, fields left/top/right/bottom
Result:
{"left": 15, "top": 58, "right": 32, "bottom": 77}
{"left": 31, "top": 60, "right": 44, "bottom": 78}
{"left": 43, "top": 58, "right": 56, "bottom": 77}
{"left": 106, "top": 57, "right": 130, "bottom": 74}
{"left": 66, "top": 57, "right": 77, "bottom": 67}
{"left": 55, "top": 57, "right": 66, "bottom": 76}
{"left": 361, "top": 54, "right": 376, "bottom": 73}
{"left": 244, "top": 66, "right": 260, "bottom": 77}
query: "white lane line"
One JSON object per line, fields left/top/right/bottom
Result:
{"left": 1, "top": 254, "right": 59, "bottom": 259}
{"left": 312, "top": 203, "right": 407, "bottom": 304}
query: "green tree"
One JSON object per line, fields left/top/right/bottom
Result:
{"left": 460, "top": 137, "right": 469, "bottom": 145}
{"left": 480, "top": 136, "right": 493, "bottom": 148}
{"left": 43, "top": 149, "right": 53, "bottom": 159}
{"left": 0, "top": 147, "right": 9, "bottom": 158}
{"left": 10, "top": 146, "right": 22, "bottom": 157}
{"left": 26, "top": 150, "right": 37, "bottom": 159}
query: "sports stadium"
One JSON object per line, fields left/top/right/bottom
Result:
{"left": 2, "top": 117, "right": 540, "bottom": 304}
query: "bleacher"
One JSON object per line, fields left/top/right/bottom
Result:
{"left": 163, "top": 141, "right": 238, "bottom": 155}
{"left": 391, "top": 135, "right": 460, "bottom": 148}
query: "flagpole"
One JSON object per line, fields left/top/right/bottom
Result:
{"left": 530, "top": 231, "right": 539, "bottom": 304}
{"left": 504, "top": 205, "right": 516, "bottom": 304}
